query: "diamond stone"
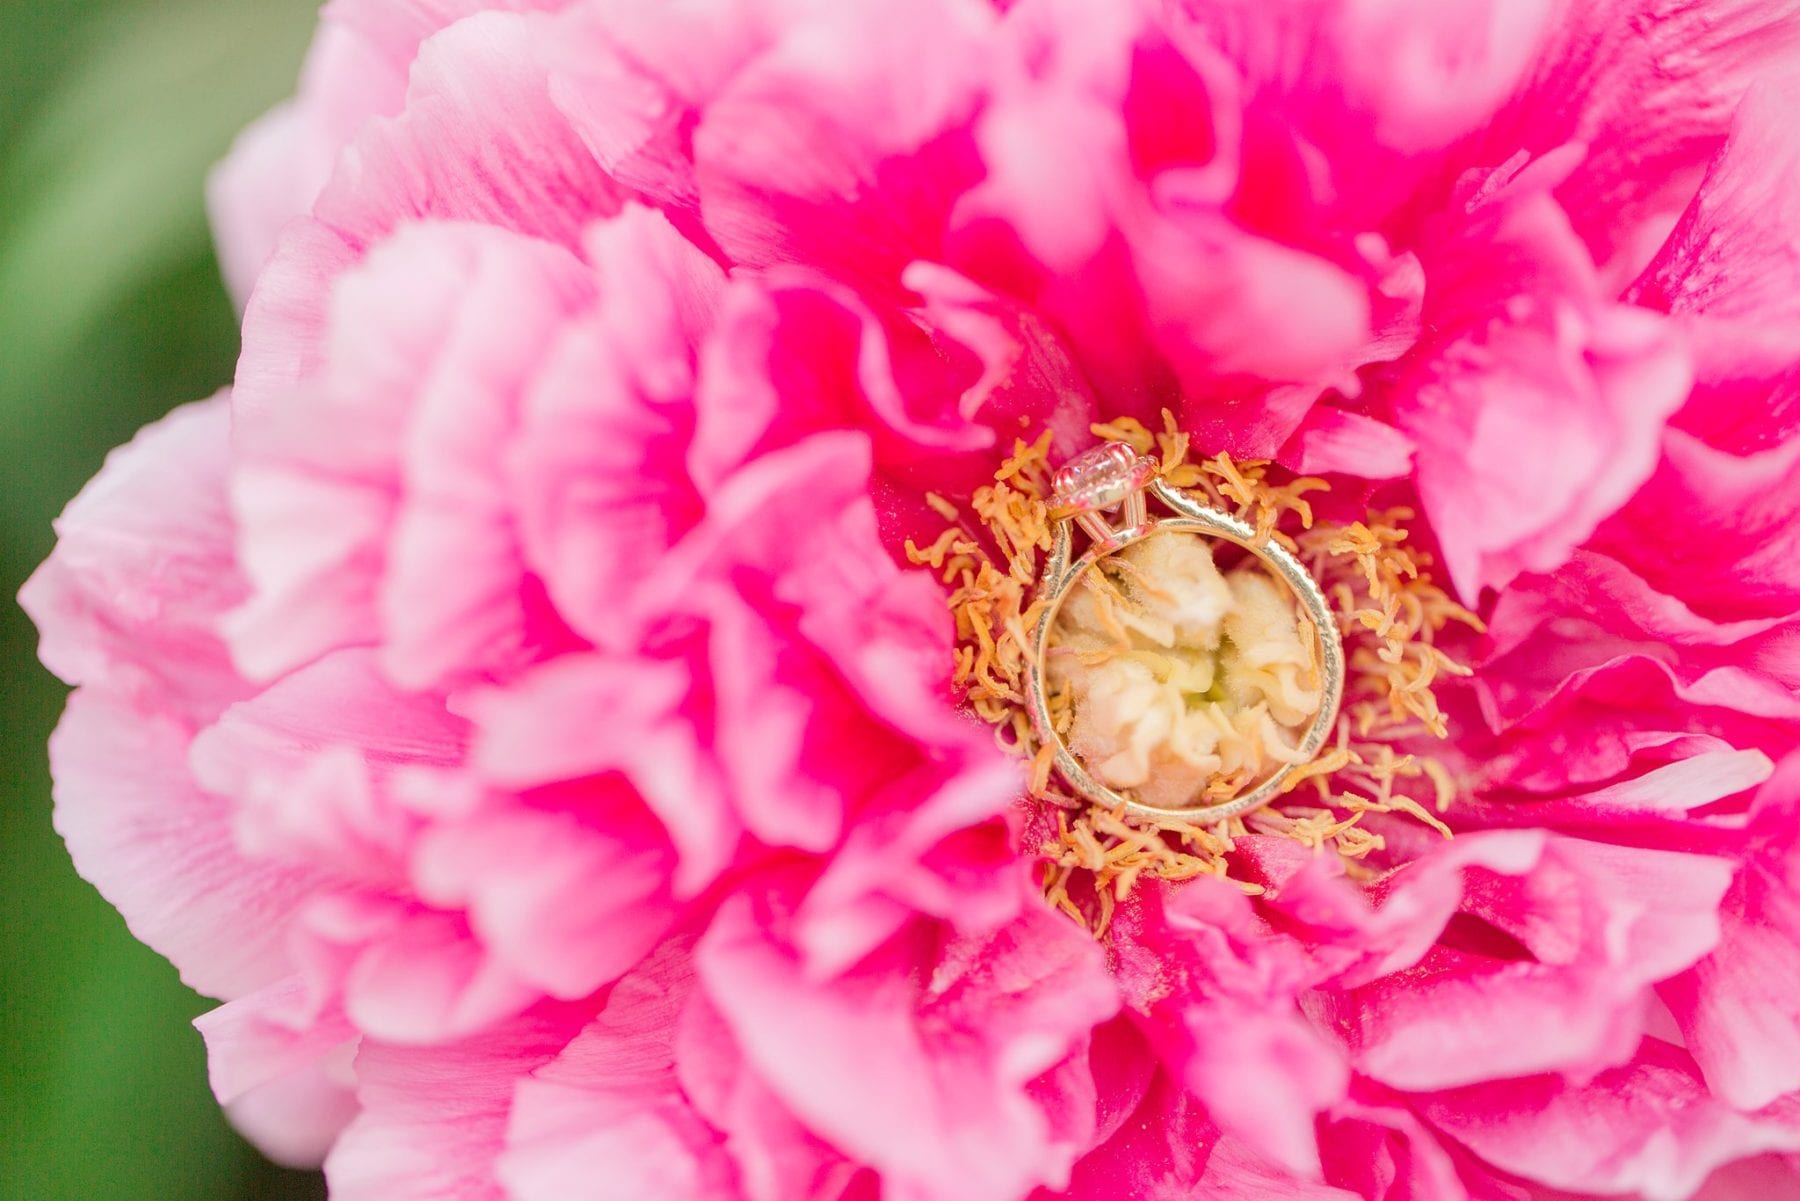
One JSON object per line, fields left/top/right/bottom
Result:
{"left": 1051, "top": 443, "right": 1157, "bottom": 513}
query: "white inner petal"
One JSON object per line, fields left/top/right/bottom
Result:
{"left": 1047, "top": 533, "right": 1324, "bottom": 810}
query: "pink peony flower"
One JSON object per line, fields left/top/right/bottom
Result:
{"left": 23, "top": 0, "right": 1800, "bottom": 1196}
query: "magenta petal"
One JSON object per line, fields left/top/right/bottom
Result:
{"left": 1663, "top": 756, "right": 1800, "bottom": 1110}
{"left": 1417, "top": 1040, "right": 1800, "bottom": 1201}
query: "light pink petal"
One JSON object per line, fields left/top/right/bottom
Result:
{"left": 290, "top": 892, "right": 542, "bottom": 1046}
{"left": 698, "top": 896, "right": 1117, "bottom": 1201}
{"left": 209, "top": 101, "right": 319, "bottom": 307}
{"left": 498, "top": 942, "right": 743, "bottom": 1201}
{"left": 325, "top": 1008, "right": 581, "bottom": 1201}
{"left": 230, "top": 222, "right": 592, "bottom": 685}
{"left": 188, "top": 650, "right": 464, "bottom": 885}
{"left": 509, "top": 205, "right": 723, "bottom": 649}
{"left": 232, "top": 219, "right": 361, "bottom": 420}
{"left": 20, "top": 397, "right": 249, "bottom": 723}
{"left": 198, "top": 979, "right": 361, "bottom": 1166}
{"left": 326, "top": 0, "right": 570, "bottom": 59}
{"left": 206, "top": 20, "right": 402, "bottom": 303}
{"left": 1417, "top": 1040, "right": 1800, "bottom": 1201}
{"left": 1279, "top": 407, "right": 1416, "bottom": 481}
{"left": 313, "top": 12, "right": 624, "bottom": 249}
{"left": 1397, "top": 177, "right": 1690, "bottom": 595}
{"left": 195, "top": 976, "right": 357, "bottom": 1108}
{"left": 467, "top": 653, "right": 739, "bottom": 896}
{"left": 48, "top": 689, "right": 323, "bottom": 1000}
{"left": 224, "top": 1052, "right": 362, "bottom": 1170}
{"left": 1662, "top": 756, "right": 1800, "bottom": 1110}
{"left": 410, "top": 802, "right": 675, "bottom": 1001}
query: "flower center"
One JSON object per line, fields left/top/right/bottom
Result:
{"left": 1047, "top": 532, "right": 1325, "bottom": 811}
{"left": 909, "top": 411, "right": 1484, "bottom": 932}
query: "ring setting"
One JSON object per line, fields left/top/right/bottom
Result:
{"left": 1026, "top": 443, "right": 1347, "bottom": 824}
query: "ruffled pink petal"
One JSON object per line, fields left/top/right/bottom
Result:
{"left": 467, "top": 653, "right": 737, "bottom": 896}
{"left": 498, "top": 943, "right": 743, "bottom": 1201}
{"left": 292, "top": 892, "right": 542, "bottom": 1046}
{"left": 188, "top": 650, "right": 464, "bottom": 884}
{"left": 47, "top": 689, "right": 324, "bottom": 1000}
{"left": 409, "top": 800, "right": 675, "bottom": 1001}
{"left": 1061, "top": 1070, "right": 1357, "bottom": 1201}
{"left": 1662, "top": 756, "right": 1800, "bottom": 1111}
{"left": 1444, "top": 749, "right": 1772, "bottom": 847}
{"left": 20, "top": 396, "right": 250, "bottom": 723}
{"left": 1318, "top": 1084, "right": 1468, "bottom": 1201}
{"left": 691, "top": 273, "right": 996, "bottom": 499}
{"left": 691, "top": 0, "right": 993, "bottom": 292}
{"left": 1592, "top": 429, "right": 1800, "bottom": 624}
{"left": 509, "top": 204, "right": 723, "bottom": 647}
{"left": 960, "top": 0, "right": 1380, "bottom": 438}
{"left": 1416, "top": 1040, "right": 1800, "bottom": 1201}
{"left": 1392, "top": 176, "right": 1690, "bottom": 599}
{"left": 230, "top": 222, "right": 592, "bottom": 685}
{"left": 677, "top": 988, "right": 872, "bottom": 1201}
{"left": 1474, "top": 550, "right": 1800, "bottom": 787}
{"left": 1501, "top": 2, "right": 1800, "bottom": 287}
{"left": 1112, "top": 880, "right": 1347, "bottom": 1177}
{"left": 793, "top": 751, "right": 1021, "bottom": 976}
{"left": 325, "top": 1008, "right": 583, "bottom": 1201}
{"left": 698, "top": 894, "right": 1117, "bottom": 1201}
{"left": 634, "top": 433, "right": 1009, "bottom": 866}
{"left": 1323, "top": 835, "right": 1734, "bottom": 1091}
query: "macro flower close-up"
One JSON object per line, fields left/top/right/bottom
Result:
{"left": 13, "top": 0, "right": 1800, "bottom": 1197}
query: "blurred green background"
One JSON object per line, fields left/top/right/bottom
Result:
{"left": 1, "top": 1, "right": 327, "bottom": 1196}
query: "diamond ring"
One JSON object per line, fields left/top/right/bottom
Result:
{"left": 1026, "top": 444, "right": 1346, "bottom": 823}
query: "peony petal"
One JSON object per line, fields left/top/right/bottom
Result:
{"left": 48, "top": 688, "right": 323, "bottom": 1000}
{"left": 497, "top": 943, "right": 743, "bottom": 1201}
{"left": 20, "top": 396, "right": 250, "bottom": 723}
{"left": 698, "top": 895, "right": 1117, "bottom": 1201}
{"left": 1417, "top": 1040, "right": 1800, "bottom": 1201}
{"left": 231, "top": 222, "right": 593, "bottom": 685}
{"left": 325, "top": 1008, "right": 583, "bottom": 1201}
{"left": 313, "top": 11, "right": 624, "bottom": 248}
{"left": 1662, "top": 756, "right": 1800, "bottom": 1111}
